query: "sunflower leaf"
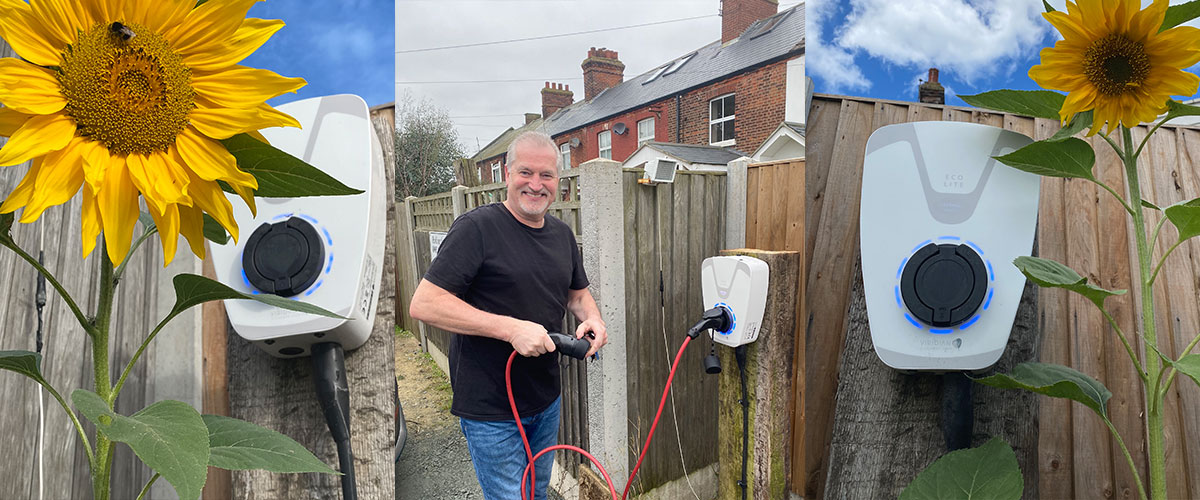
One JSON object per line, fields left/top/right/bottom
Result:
{"left": 202, "top": 214, "right": 229, "bottom": 245}
{"left": 959, "top": 90, "right": 1064, "bottom": 120}
{"left": 219, "top": 133, "right": 363, "bottom": 198}
{"left": 203, "top": 414, "right": 338, "bottom": 474}
{"left": 1014, "top": 255, "right": 1124, "bottom": 308}
{"left": 1161, "top": 0, "right": 1200, "bottom": 32}
{"left": 1162, "top": 100, "right": 1200, "bottom": 125}
{"left": 0, "top": 206, "right": 12, "bottom": 242}
{"left": 995, "top": 137, "right": 1096, "bottom": 181}
{"left": 73, "top": 391, "right": 209, "bottom": 500}
{"left": 165, "top": 273, "right": 346, "bottom": 328}
{"left": 974, "top": 362, "right": 1111, "bottom": 417}
{"left": 900, "top": 437, "right": 1022, "bottom": 500}
{"left": 1164, "top": 197, "right": 1200, "bottom": 243}
{"left": 1047, "top": 110, "right": 1091, "bottom": 142}
{"left": 138, "top": 211, "right": 156, "bottom": 231}
{"left": 1170, "top": 354, "right": 1200, "bottom": 389}
{"left": 1042, "top": 0, "right": 1055, "bottom": 12}
{"left": 0, "top": 350, "right": 49, "bottom": 386}
{"left": 1143, "top": 200, "right": 1162, "bottom": 211}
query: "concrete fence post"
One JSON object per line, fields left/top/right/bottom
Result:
{"left": 451, "top": 185, "right": 468, "bottom": 218}
{"left": 577, "top": 159, "right": 629, "bottom": 490}
{"left": 726, "top": 157, "right": 750, "bottom": 250}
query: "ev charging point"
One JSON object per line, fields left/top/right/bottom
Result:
{"left": 701, "top": 255, "right": 769, "bottom": 347}
{"left": 210, "top": 94, "right": 387, "bottom": 358}
{"left": 860, "top": 121, "right": 1039, "bottom": 371}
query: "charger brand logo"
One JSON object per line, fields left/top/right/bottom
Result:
{"left": 918, "top": 337, "right": 963, "bottom": 349}
{"left": 359, "top": 256, "right": 377, "bottom": 318}
{"left": 944, "top": 173, "right": 965, "bottom": 189}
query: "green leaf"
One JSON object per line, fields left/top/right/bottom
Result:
{"left": 167, "top": 273, "right": 345, "bottom": 323}
{"left": 1173, "top": 354, "right": 1200, "bottom": 389}
{"left": 0, "top": 206, "right": 13, "bottom": 242}
{"left": 1046, "top": 110, "right": 1092, "bottom": 142}
{"left": 1161, "top": 0, "right": 1200, "bottom": 32}
{"left": 1164, "top": 197, "right": 1200, "bottom": 242}
{"left": 1043, "top": 0, "right": 1055, "bottom": 12}
{"left": 0, "top": 350, "right": 48, "bottom": 385}
{"left": 1143, "top": 199, "right": 1162, "bottom": 212}
{"left": 900, "top": 437, "right": 1022, "bottom": 500}
{"left": 995, "top": 138, "right": 1096, "bottom": 181}
{"left": 959, "top": 90, "right": 1064, "bottom": 120}
{"left": 203, "top": 415, "right": 338, "bottom": 474}
{"left": 1162, "top": 100, "right": 1200, "bottom": 125}
{"left": 975, "top": 362, "right": 1111, "bottom": 417}
{"left": 202, "top": 214, "right": 229, "bottom": 244}
{"left": 1014, "top": 255, "right": 1124, "bottom": 308}
{"left": 218, "top": 133, "right": 363, "bottom": 198}
{"left": 73, "top": 391, "right": 209, "bottom": 500}
{"left": 138, "top": 211, "right": 156, "bottom": 232}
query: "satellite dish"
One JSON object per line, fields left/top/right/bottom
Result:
{"left": 613, "top": 122, "right": 627, "bottom": 135}
{"left": 569, "top": 137, "right": 581, "bottom": 148}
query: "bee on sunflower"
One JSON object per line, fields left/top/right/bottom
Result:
{"left": 0, "top": 0, "right": 306, "bottom": 266}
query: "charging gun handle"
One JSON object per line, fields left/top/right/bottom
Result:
{"left": 548, "top": 332, "right": 591, "bottom": 360}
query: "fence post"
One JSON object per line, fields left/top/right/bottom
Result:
{"left": 451, "top": 185, "right": 468, "bottom": 218}
{"left": 577, "top": 158, "right": 629, "bottom": 490}
{"left": 403, "top": 195, "right": 428, "bottom": 350}
{"left": 726, "top": 157, "right": 750, "bottom": 250}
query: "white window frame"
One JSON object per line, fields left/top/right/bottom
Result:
{"left": 598, "top": 130, "right": 612, "bottom": 159}
{"left": 491, "top": 161, "right": 502, "bottom": 183}
{"left": 637, "top": 117, "right": 655, "bottom": 145}
{"left": 560, "top": 142, "right": 571, "bottom": 169}
{"left": 709, "top": 93, "right": 736, "bottom": 146}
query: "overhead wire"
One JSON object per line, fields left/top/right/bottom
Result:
{"left": 396, "top": 14, "right": 717, "bottom": 54}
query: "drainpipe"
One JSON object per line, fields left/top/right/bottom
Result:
{"left": 675, "top": 94, "right": 682, "bottom": 143}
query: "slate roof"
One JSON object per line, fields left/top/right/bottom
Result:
{"left": 785, "top": 121, "right": 805, "bottom": 137}
{"left": 544, "top": 4, "right": 804, "bottom": 137}
{"left": 641, "top": 141, "right": 747, "bottom": 165}
{"left": 471, "top": 117, "right": 545, "bottom": 162}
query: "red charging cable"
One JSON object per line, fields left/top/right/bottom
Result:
{"left": 506, "top": 335, "right": 695, "bottom": 500}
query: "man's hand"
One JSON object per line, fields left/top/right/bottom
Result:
{"left": 508, "top": 319, "right": 555, "bottom": 357}
{"left": 575, "top": 318, "right": 607, "bottom": 359}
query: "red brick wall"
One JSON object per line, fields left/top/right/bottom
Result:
{"left": 475, "top": 153, "right": 506, "bottom": 183}
{"left": 558, "top": 105, "right": 667, "bottom": 166}
{"left": 722, "top": 0, "right": 778, "bottom": 43}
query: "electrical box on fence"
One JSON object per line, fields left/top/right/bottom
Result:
{"left": 701, "top": 255, "right": 769, "bottom": 347}
{"left": 210, "top": 94, "right": 387, "bottom": 358}
{"left": 859, "top": 121, "right": 1040, "bottom": 371}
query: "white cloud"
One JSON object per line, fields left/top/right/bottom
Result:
{"left": 315, "top": 23, "right": 377, "bottom": 62}
{"left": 834, "top": 0, "right": 1048, "bottom": 84}
{"left": 807, "top": 0, "right": 871, "bottom": 94}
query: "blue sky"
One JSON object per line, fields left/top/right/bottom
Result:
{"left": 241, "top": 0, "right": 394, "bottom": 108}
{"left": 807, "top": 0, "right": 1200, "bottom": 107}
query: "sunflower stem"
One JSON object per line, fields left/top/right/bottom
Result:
{"left": 90, "top": 250, "right": 117, "bottom": 500}
{"left": 1123, "top": 126, "right": 1167, "bottom": 500}
{"left": 0, "top": 237, "right": 95, "bottom": 338}
{"left": 113, "top": 227, "right": 157, "bottom": 282}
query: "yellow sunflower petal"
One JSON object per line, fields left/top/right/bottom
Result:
{"left": 187, "top": 177, "right": 240, "bottom": 242}
{"left": 0, "top": 112, "right": 75, "bottom": 167}
{"left": 1061, "top": 87, "right": 1097, "bottom": 122}
{"left": 1044, "top": 10, "right": 1093, "bottom": 43}
{"left": 1147, "top": 66, "right": 1200, "bottom": 97}
{"left": 29, "top": 0, "right": 88, "bottom": 48}
{"left": 81, "top": 183, "right": 101, "bottom": 258}
{"left": 166, "top": 0, "right": 261, "bottom": 58}
{"left": 193, "top": 66, "right": 305, "bottom": 108}
{"left": 19, "top": 136, "right": 85, "bottom": 223}
{"left": 128, "top": 0, "right": 191, "bottom": 33}
{"left": 180, "top": 18, "right": 284, "bottom": 72}
{"left": 178, "top": 205, "right": 206, "bottom": 260}
{"left": 1144, "top": 26, "right": 1200, "bottom": 69}
{"left": 0, "top": 158, "right": 41, "bottom": 214}
{"left": 0, "top": 1, "right": 62, "bottom": 66}
{"left": 85, "top": 0, "right": 121, "bottom": 28}
{"left": 0, "top": 58, "right": 68, "bottom": 115}
{"left": 189, "top": 105, "right": 300, "bottom": 140}
{"left": 97, "top": 155, "right": 140, "bottom": 266}
{"left": 148, "top": 203, "right": 181, "bottom": 266}
{"left": 0, "top": 106, "right": 32, "bottom": 137}
{"left": 78, "top": 139, "right": 111, "bottom": 190}
{"left": 1129, "top": 0, "right": 1169, "bottom": 42}
{"left": 176, "top": 128, "right": 258, "bottom": 188}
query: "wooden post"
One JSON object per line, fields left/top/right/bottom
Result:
{"left": 717, "top": 249, "right": 801, "bottom": 500}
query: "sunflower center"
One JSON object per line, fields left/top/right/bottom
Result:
{"left": 57, "top": 22, "right": 194, "bottom": 155}
{"left": 1083, "top": 34, "right": 1150, "bottom": 96}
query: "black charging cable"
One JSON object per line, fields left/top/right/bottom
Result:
{"left": 733, "top": 345, "right": 750, "bottom": 500}
{"left": 312, "top": 342, "right": 356, "bottom": 500}
{"left": 35, "top": 249, "right": 45, "bottom": 352}
{"left": 940, "top": 372, "right": 974, "bottom": 451}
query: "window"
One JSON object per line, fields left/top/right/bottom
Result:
{"left": 491, "top": 161, "right": 502, "bottom": 182}
{"left": 638, "top": 118, "right": 657, "bottom": 145}
{"left": 560, "top": 142, "right": 571, "bottom": 169}
{"left": 598, "top": 130, "right": 612, "bottom": 159}
{"left": 663, "top": 53, "right": 694, "bottom": 76}
{"left": 709, "top": 94, "right": 735, "bottom": 145}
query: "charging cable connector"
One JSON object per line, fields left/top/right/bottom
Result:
{"left": 686, "top": 306, "right": 733, "bottom": 339}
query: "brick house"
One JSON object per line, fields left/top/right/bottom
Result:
{"left": 472, "top": 0, "right": 804, "bottom": 177}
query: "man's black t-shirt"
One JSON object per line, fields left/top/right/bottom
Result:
{"left": 423, "top": 203, "right": 588, "bottom": 420}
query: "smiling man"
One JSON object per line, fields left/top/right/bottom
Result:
{"left": 408, "top": 131, "right": 608, "bottom": 500}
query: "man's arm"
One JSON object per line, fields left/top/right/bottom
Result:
{"left": 566, "top": 287, "right": 607, "bottom": 358}
{"left": 409, "top": 279, "right": 555, "bottom": 356}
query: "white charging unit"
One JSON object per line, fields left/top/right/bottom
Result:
{"left": 860, "top": 121, "right": 1039, "bottom": 371}
{"left": 210, "top": 94, "right": 387, "bottom": 358}
{"left": 701, "top": 256, "right": 769, "bottom": 347}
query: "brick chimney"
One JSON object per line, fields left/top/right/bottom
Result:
{"left": 919, "top": 68, "right": 945, "bottom": 105}
{"left": 582, "top": 47, "right": 624, "bottom": 100}
{"left": 722, "top": 0, "right": 778, "bottom": 43}
{"left": 541, "top": 82, "right": 573, "bottom": 118}
{"left": 525, "top": 113, "right": 540, "bottom": 124}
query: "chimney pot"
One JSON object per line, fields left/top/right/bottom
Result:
{"left": 541, "top": 81, "right": 574, "bottom": 118}
{"left": 928, "top": 68, "right": 939, "bottom": 83}
{"left": 582, "top": 47, "right": 625, "bottom": 100}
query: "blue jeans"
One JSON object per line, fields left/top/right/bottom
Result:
{"left": 460, "top": 397, "right": 560, "bottom": 500}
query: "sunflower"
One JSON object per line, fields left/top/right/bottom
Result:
{"left": 1029, "top": 0, "right": 1200, "bottom": 135}
{"left": 0, "top": 0, "right": 305, "bottom": 265}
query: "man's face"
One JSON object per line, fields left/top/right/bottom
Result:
{"left": 505, "top": 141, "right": 560, "bottom": 223}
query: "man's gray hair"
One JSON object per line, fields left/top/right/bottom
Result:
{"left": 506, "top": 131, "right": 560, "bottom": 170}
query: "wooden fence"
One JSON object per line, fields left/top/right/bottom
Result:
{"left": 805, "top": 93, "right": 1200, "bottom": 499}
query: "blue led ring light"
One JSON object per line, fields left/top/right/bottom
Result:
{"left": 714, "top": 302, "right": 736, "bottom": 335}
{"left": 897, "top": 236, "right": 991, "bottom": 332}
